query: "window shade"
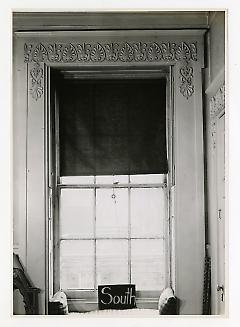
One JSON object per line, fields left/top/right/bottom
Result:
{"left": 59, "top": 78, "right": 168, "bottom": 176}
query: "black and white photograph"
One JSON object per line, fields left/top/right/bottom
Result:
{"left": 11, "top": 9, "right": 227, "bottom": 317}
{"left": 0, "top": 2, "right": 238, "bottom": 324}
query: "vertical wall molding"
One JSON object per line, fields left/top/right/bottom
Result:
{"left": 26, "top": 60, "right": 46, "bottom": 314}
{"left": 206, "top": 78, "right": 225, "bottom": 315}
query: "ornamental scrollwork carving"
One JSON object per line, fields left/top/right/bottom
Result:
{"left": 118, "top": 42, "right": 134, "bottom": 62}
{"left": 25, "top": 41, "right": 198, "bottom": 100}
{"left": 210, "top": 84, "right": 225, "bottom": 119}
{"left": 77, "top": 43, "right": 91, "bottom": 62}
{"left": 29, "top": 63, "right": 44, "bottom": 100}
{"left": 32, "top": 43, "right": 48, "bottom": 62}
{"left": 147, "top": 42, "right": 162, "bottom": 61}
{"left": 104, "top": 43, "right": 119, "bottom": 61}
{"left": 179, "top": 63, "right": 194, "bottom": 99}
{"left": 62, "top": 43, "right": 78, "bottom": 62}
{"left": 210, "top": 83, "right": 225, "bottom": 149}
{"left": 24, "top": 41, "right": 197, "bottom": 64}
{"left": 133, "top": 42, "right": 147, "bottom": 61}
{"left": 91, "top": 43, "right": 106, "bottom": 62}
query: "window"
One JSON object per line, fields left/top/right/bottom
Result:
{"left": 52, "top": 75, "right": 171, "bottom": 310}
{"left": 59, "top": 174, "right": 167, "bottom": 291}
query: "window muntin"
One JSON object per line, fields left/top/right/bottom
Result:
{"left": 58, "top": 174, "right": 168, "bottom": 292}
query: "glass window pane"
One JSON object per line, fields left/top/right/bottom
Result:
{"left": 96, "top": 189, "right": 128, "bottom": 238}
{"left": 96, "top": 175, "right": 128, "bottom": 184}
{"left": 60, "top": 189, "right": 94, "bottom": 238}
{"left": 60, "top": 240, "right": 94, "bottom": 289}
{"left": 96, "top": 240, "right": 129, "bottom": 286}
{"left": 131, "top": 188, "right": 166, "bottom": 238}
{"left": 130, "top": 174, "right": 165, "bottom": 184}
{"left": 131, "top": 239, "right": 165, "bottom": 291}
{"left": 60, "top": 176, "right": 94, "bottom": 185}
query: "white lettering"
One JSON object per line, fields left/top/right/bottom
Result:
{"left": 99, "top": 286, "right": 136, "bottom": 307}
{"left": 100, "top": 287, "right": 112, "bottom": 305}
{"left": 129, "top": 288, "right": 136, "bottom": 305}
{"left": 113, "top": 295, "right": 120, "bottom": 304}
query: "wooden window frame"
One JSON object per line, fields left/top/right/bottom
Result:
{"left": 49, "top": 68, "right": 173, "bottom": 311}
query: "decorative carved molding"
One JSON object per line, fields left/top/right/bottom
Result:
{"left": 210, "top": 84, "right": 225, "bottom": 119}
{"left": 25, "top": 41, "right": 198, "bottom": 100}
{"left": 29, "top": 63, "right": 44, "bottom": 100}
{"left": 24, "top": 41, "right": 197, "bottom": 63}
{"left": 210, "top": 83, "right": 225, "bottom": 149}
{"left": 179, "top": 63, "right": 194, "bottom": 99}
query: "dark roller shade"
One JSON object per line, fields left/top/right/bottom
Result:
{"left": 59, "top": 78, "right": 168, "bottom": 176}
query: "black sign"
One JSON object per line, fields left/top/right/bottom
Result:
{"left": 98, "top": 284, "right": 136, "bottom": 310}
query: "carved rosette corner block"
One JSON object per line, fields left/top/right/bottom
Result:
{"left": 29, "top": 62, "right": 44, "bottom": 101}
{"left": 24, "top": 41, "right": 198, "bottom": 99}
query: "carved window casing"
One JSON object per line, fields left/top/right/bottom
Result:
{"left": 15, "top": 30, "right": 205, "bottom": 314}
{"left": 210, "top": 84, "right": 225, "bottom": 149}
{"left": 24, "top": 40, "right": 198, "bottom": 100}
